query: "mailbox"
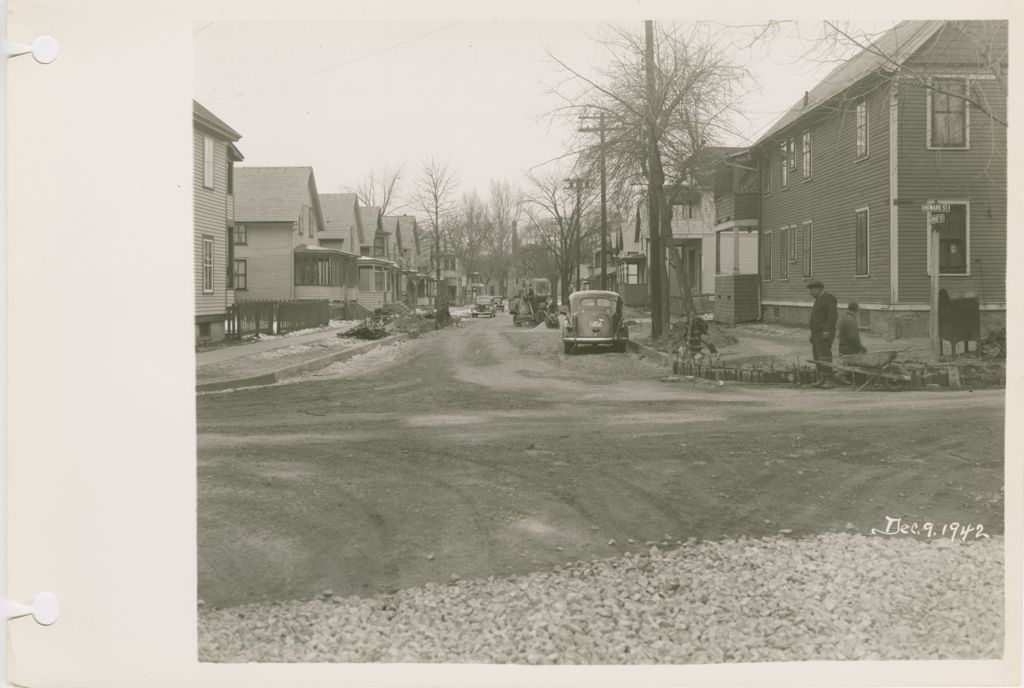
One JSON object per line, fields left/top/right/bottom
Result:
{"left": 938, "top": 289, "right": 981, "bottom": 356}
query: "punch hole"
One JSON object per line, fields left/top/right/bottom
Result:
{"left": 1, "top": 592, "right": 60, "bottom": 626}
{"left": 3, "top": 35, "right": 59, "bottom": 64}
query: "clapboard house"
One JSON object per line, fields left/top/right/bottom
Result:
{"left": 193, "top": 101, "right": 244, "bottom": 342}
{"left": 753, "top": 20, "right": 1007, "bottom": 337}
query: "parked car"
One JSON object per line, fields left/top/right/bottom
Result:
{"left": 562, "top": 290, "right": 628, "bottom": 354}
{"left": 472, "top": 296, "right": 496, "bottom": 317}
{"left": 492, "top": 296, "right": 505, "bottom": 312}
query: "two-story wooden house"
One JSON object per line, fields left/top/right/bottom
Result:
{"left": 193, "top": 101, "right": 244, "bottom": 342}
{"left": 753, "top": 20, "right": 1006, "bottom": 337}
{"left": 353, "top": 205, "right": 398, "bottom": 310}
{"left": 233, "top": 167, "right": 358, "bottom": 308}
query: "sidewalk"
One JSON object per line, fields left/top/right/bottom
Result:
{"left": 196, "top": 321, "right": 399, "bottom": 391}
{"left": 623, "top": 310, "right": 935, "bottom": 367}
{"left": 197, "top": 320, "right": 359, "bottom": 367}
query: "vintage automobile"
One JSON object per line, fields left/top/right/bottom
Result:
{"left": 562, "top": 290, "right": 628, "bottom": 354}
{"left": 492, "top": 296, "right": 505, "bottom": 312}
{"left": 471, "top": 295, "right": 496, "bottom": 318}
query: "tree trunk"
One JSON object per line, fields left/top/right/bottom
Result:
{"left": 644, "top": 20, "right": 666, "bottom": 339}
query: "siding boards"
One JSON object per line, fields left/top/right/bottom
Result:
{"left": 759, "top": 79, "right": 892, "bottom": 306}
{"left": 234, "top": 224, "right": 294, "bottom": 301}
{"left": 194, "top": 128, "right": 234, "bottom": 318}
{"left": 896, "top": 77, "right": 1006, "bottom": 305}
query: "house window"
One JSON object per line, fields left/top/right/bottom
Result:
{"left": 761, "top": 230, "right": 772, "bottom": 281}
{"left": 203, "top": 136, "right": 214, "bottom": 189}
{"left": 801, "top": 222, "right": 812, "bottom": 278}
{"left": 374, "top": 234, "right": 387, "bottom": 257}
{"left": 938, "top": 203, "right": 969, "bottom": 275}
{"left": 202, "top": 236, "right": 214, "bottom": 293}
{"left": 715, "top": 232, "right": 722, "bottom": 275}
{"left": 929, "top": 79, "right": 968, "bottom": 149}
{"left": 855, "top": 208, "right": 869, "bottom": 276}
{"left": 374, "top": 269, "right": 386, "bottom": 291}
{"left": 779, "top": 228, "right": 789, "bottom": 279}
{"left": 855, "top": 101, "right": 869, "bottom": 159}
{"left": 234, "top": 259, "right": 247, "bottom": 290}
{"left": 788, "top": 226, "right": 797, "bottom": 262}
{"left": 234, "top": 224, "right": 247, "bottom": 245}
{"left": 359, "top": 266, "right": 372, "bottom": 291}
{"left": 624, "top": 263, "right": 643, "bottom": 284}
{"left": 801, "top": 130, "right": 811, "bottom": 179}
{"left": 763, "top": 152, "right": 772, "bottom": 195}
{"left": 780, "top": 140, "right": 790, "bottom": 188}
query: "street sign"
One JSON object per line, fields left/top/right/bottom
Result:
{"left": 928, "top": 213, "right": 946, "bottom": 225}
{"left": 922, "top": 203, "right": 950, "bottom": 213}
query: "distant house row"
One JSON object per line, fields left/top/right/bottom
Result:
{"left": 193, "top": 101, "right": 461, "bottom": 342}
{"left": 613, "top": 20, "right": 1006, "bottom": 338}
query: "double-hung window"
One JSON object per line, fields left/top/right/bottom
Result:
{"left": 761, "top": 230, "right": 773, "bottom": 281}
{"left": 780, "top": 140, "right": 791, "bottom": 188}
{"left": 234, "top": 224, "right": 247, "bottom": 245}
{"left": 855, "top": 208, "right": 870, "bottom": 276}
{"left": 801, "top": 222, "right": 812, "bottom": 278}
{"left": 234, "top": 259, "right": 247, "bottom": 290}
{"left": 202, "top": 236, "right": 214, "bottom": 293}
{"left": 935, "top": 203, "right": 969, "bottom": 275}
{"left": 801, "top": 130, "right": 811, "bottom": 178}
{"left": 203, "top": 136, "right": 214, "bottom": 189}
{"left": 929, "top": 78, "right": 969, "bottom": 149}
{"left": 855, "top": 101, "right": 869, "bottom": 159}
{"left": 778, "top": 228, "right": 789, "bottom": 279}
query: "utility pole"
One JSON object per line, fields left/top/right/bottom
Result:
{"left": 565, "top": 177, "right": 591, "bottom": 293}
{"left": 644, "top": 19, "right": 663, "bottom": 338}
{"left": 580, "top": 113, "right": 610, "bottom": 291}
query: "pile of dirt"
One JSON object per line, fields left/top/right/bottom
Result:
{"left": 647, "top": 319, "right": 739, "bottom": 355}
{"left": 339, "top": 321, "right": 389, "bottom": 340}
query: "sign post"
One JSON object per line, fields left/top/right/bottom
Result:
{"left": 922, "top": 203, "right": 948, "bottom": 357}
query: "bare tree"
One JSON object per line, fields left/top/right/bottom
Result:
{"left": 447, "top": 191, "right": 492, "bottom": 296}
{"left": 413, "top": 158, "right": 459, "bottom": 307}
{"left": 483, "top": 179, "right": 523, "bottom": 295}
{"left": 523, "top": 170, "right": 596, "bottom": 303}
{"left": 548, "top": 22, "right": 751, "bottom": 335}
{"left": 348, "top": 163, "right": 405, "bottom": 217}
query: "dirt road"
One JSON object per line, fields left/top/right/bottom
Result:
{"left": 197, "top": 314, "right": 1004, "bottom": 608}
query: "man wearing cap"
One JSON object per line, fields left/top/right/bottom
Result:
{"left": 837, "top": 301, "right": 867, "bottom": 386}
{"left": 839, "top": 301, "right": 867, "bottom": 356}
{"left": 807, "top": 279, "right": 838, "bottom": 388}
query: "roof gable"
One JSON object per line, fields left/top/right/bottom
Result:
{"left": 755, "top": 20, "right": 945, "bottom": 145}
{"left": 319, "top": 192, "right": 364, "bottom": 248}
{"left": 193, "top": 100, "right": 241, "bottom": 141}
{"left": 234, "top": 166, "right": 317, "bottom": 223}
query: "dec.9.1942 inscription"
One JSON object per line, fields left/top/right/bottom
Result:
{"left": 871, "top": 516, "right": 990, "bottom": 542}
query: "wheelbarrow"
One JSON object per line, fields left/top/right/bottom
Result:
{"left": 807, "top": 349, "right": 912, "bottom": 392}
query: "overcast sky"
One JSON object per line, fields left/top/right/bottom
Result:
{"left": 194, "top": 21, "right": 880, "bottom": 203}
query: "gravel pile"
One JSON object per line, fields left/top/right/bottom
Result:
{"left": 199, "top": 533, "right": 1003, "bottom": 664}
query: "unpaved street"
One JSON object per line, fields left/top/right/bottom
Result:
{"left": 197, "top": 315, "right": 1004, "bottom": 609}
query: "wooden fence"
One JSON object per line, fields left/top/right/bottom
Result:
{"left": 226, "top": 299, "right": 329, "bottom": 337}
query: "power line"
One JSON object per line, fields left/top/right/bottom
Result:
{"left": 209, "top": 22, "right": 463, "bottom": 103}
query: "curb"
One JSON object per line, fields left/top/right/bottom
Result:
{"left": 196, "top": 333, "right": 410, "bottom": 393}
{"left": 626, "top": 340, "right": 674, "bottom": 369}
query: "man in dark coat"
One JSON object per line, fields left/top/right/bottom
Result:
{"left": 807, "top": 279, "right": 838, "bottom": 388}
{"left": 838, "top": 301, "right": 867, "bottom": 355}
{"left": 836, "top": 301, "right": 867, "bottom": 386}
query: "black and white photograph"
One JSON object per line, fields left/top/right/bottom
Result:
{"left": 187, "top": 17, "right": 1014, "bottom": 668}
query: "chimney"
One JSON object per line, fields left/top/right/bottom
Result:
{"left": 803, "top": 91, "right": 809, "bottom": 108}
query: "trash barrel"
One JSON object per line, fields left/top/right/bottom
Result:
{"left": 938, "top": 289, "right": 981, "bottom": 356}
